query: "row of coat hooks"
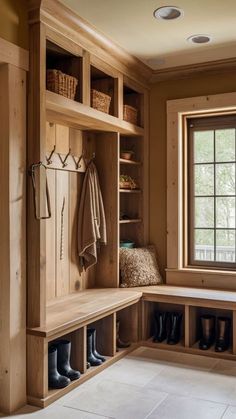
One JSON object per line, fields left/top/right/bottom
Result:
{"left": 46, "top": 145, "right": 95, "bottom": 171}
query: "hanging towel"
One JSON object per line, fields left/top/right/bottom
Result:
{"left": 78, "top": 161, "right": 107, "bottom": 270}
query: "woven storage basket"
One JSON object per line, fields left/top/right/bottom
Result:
{"left": 91, "top": 89, "right": 111, "bottom": 114}
{"left": 123, "top": 104, "right": 138, "bottom": 125}
{"left": 47, "top": 69, "right": 78, "bottom": 100}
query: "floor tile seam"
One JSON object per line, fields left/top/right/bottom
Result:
{"left": 62, "top": 404, "right": 114, "bottom": 419}
{"left": 143, "top": 392, "right": 169, "bottom": 419}
{"left": 220, "top": 404, "right": 231, "bottom": 419}
{"left": 157, "top": 391, "right": 231, "bottom": 407}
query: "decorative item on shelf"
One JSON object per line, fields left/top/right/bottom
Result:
{"left": 119, "top": 245, "right": 163, "bottom": 287}
{"left": 153, "top": 311, "right": 182, "bottom": 345}
{"left": 119, "top": 174, "right": 137, "bottom": 190}
{"left": 199, "top": 315, "right": 231, "bottom": 352}
{"left": 48, "top": 340, "right": 80, "bottom": 389}
{"left": 87, "top": 328, "right": 106, "bottom": 367}
{"left": 116, "top": 320, "right": 131, "bottom": 350}
{"left": 120, "top": 240, "right": 135, "bottom": 249}
{"left": 123, "top": 104, "right": 138, "bottom": 125}
{"left": 91, "top": 89, "right": 111, "bottom": 114}
{"left": 120, "top": 150, "right": 134, "bottom": 160}
{"left": 46, "top": 69, "right": 78, "bottom": 100}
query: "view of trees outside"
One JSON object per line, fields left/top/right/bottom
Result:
{"left": 193, "top": 128, "right": 236, "bottom": 263}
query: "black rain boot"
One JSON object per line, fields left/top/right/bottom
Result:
{"left": 199, "top": 315, "right": 215, "bottom": 350}
{"left": 56, "top": 340, "right": 80, "bottom": 381}
{"left": 153, "top": 311, "right": 168, "bottom": 343}
{"left": 48, "top": 346, "right": 70, "bottom": 389}
{"left": 88, "top": 328, "right": 106, "bottom": 362}
{"left": 215, "top": 317, "right": 231, "bottom": 352}
{"left": 87, "top": 330, "right": 102, "bottom": 366}
{"left": 167, "top": 312, "right": 182, "bottom": 345}
{"left": 116, "top": 320, "right": 131, "bottom": 349}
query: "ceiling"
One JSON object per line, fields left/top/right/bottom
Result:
{"left": 61, "top": 0, "right": 236, "bottom": 70}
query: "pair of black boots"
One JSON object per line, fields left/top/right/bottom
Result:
{"left": 153, "top": 311, "right": 182, "bottom": 345}
{"left": 48, "top": 340, "right": 80, "bottom": 389}
{"left": 199, "top": 315, "right": 231, "bottom": 352}
{"left": 87, "top": 328, "right": 106, "bottom": 367}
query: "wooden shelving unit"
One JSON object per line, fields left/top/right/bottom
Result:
{"left": 27, "top": 0, "right": 149, "bottom": 409}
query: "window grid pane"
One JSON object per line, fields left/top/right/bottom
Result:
{"left": 191, "top": 125, "right": 236, "bottom": 265}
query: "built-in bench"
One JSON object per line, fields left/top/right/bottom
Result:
{"left": 27, "top": 285, "right": 236, "bottom": 408}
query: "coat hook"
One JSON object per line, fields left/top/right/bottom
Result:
{"left": 58, "top": 148, "right": 71, "bottom": 168}
{"left": 72, "top": 154, "right": 83, "bottom": 170}
{"left": 46, "top": 145, "right": 56, "bottom": 165}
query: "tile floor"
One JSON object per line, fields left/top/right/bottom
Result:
{"left": 3, "top": 347, "right": 236, "bottom": 418}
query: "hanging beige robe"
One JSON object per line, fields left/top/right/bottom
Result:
{"left": 78, "top": 162, "right": 107, "bottom": 270}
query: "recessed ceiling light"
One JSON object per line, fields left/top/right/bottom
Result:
{"left": 153, "top": 6, "right": 184, "bottom": 20}
{"left": 187, "top": 34, "right": 212, "bottom": 44}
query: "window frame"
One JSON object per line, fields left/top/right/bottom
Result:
{"left": 166, "top": 92, "right": 236, "bottom": 290}
{"left": 187, "top": 115, "right": 236, "bottom": 270}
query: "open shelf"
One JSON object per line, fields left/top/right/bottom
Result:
{"left": 46, "top": 90, "right": 144, "bottom": 135}
{"left": 119, "top": 189, "right": 141, "bottom": 193}
{"left": 120, "top": 158, "right": 141, "bottom": 165}
{"left": 119, "top": 219, "right": 142, "bottom": 224}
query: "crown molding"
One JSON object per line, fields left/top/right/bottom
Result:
{"left": 28, "top": 0, "right": 152, "bottom": 86}
{"left": 150, "top": 57, "right": 236, "bottom": 83}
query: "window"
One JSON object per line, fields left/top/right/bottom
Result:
{"left": 188, "top": 115, "right": 236, "bottom": 269}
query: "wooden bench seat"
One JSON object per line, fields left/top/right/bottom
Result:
{"left": 27, "top": 285, "right": 236, "bottom": 339}
{"left": 27, "top": 288, "right": 142, "bottom": 338}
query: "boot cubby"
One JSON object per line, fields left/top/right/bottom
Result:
{"left": 187, "top": 306, "right": 233, "bottom": 355}
{"left": 116, "top": 303, "right": 140, "bottom": 351}
{"left": 142, "top": 301, "right": 185, "bottom": 348}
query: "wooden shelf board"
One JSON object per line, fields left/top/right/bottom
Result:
{"left": 27, "top": 288, "right": 142, "bottom": 338}
{"left": 119, "top": 189, "right": 141, "bottom": 193}
{"left": 27, "top": 343, "right": 139, "bottom": 408}
{"left": 119, "top": 158, "right": 141, "bottom": 165}
{"left": 46, "top": 91, "right": 144, "bottom": 136}
{"left": 119, "top": 219, "right": 142, "bottom": 224}
{"left": 141, "top": 338, "right": 236, "bottom": 361}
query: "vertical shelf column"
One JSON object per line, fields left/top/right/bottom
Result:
{"left": 28, "top": 22, "right": 47, "bottom": 327}
{"left": 71, "top": 327, "right": 87, "bottom": 374}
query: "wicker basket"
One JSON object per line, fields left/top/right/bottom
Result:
{"left": 123, "top": 104, "right": 138, "bottom": 125}
{"left": 47, "top": 69, "right": 78, "bottom": 100}
{"left": 91, "top": 89, "right": 111, "bottom": 114}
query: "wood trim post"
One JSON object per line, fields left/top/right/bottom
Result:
{"left": 0, "top": 63, "right": 27, "bottom": 413}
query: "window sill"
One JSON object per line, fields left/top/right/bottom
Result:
{"left": 166, "top": 268, "right": 236, "bottom": 291}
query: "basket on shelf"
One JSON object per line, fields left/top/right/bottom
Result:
{"left": 91, "top": 89, "right": 111, "bottom": 114}
{"left": 46, "top": 69, "right": 78, "bottom": 100}
{"left": 119, "top": 175, "right": 137, "bottom": 190}
{"left": 123, "top": 104, "right": 138, "bottom": 125}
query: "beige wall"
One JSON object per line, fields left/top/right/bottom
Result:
{"left": 150, "top": 71, "right": 236, "bottom": 278}
{"left": 0, "top": 0, "right": 28, "bottom": 49}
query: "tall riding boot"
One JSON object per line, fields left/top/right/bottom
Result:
{"left": 215, "top": 317, "right": 231, "bottom": 352}
{"left": 116, "top": 320, "right": 131, "bottom": 349}
{"left": 88, "top": 328, "right": 106, "bottom": 362}
{"left": 153, "top": 311, "right": 168, "bottom": 343}
{"left": 48, "top": 346, "right": 70, "bottom": 389}
{"left": 199, "top": 315, "right": 215, "bottom": 350}
{"left": 167, "top": 312, "right": 182, "bottom": 345}
{"left": 87, "top": 329, "right": 102, "bottom": 366}
{"left": 56, "top": 340, "right": 80, "bottom": 381}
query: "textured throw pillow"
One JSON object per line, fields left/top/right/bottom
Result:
{"left": 119, "top": 245, "right": 162, "bottom": 287}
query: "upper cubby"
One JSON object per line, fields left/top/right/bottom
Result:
{"left": 46, "top": 40, "right": 82, "bottom": 103}
{"left": 90, "top": 65, "right": 116, "bottom": 116}
{"left": 123, "top": 84, "right": 144, "bottom": 128}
